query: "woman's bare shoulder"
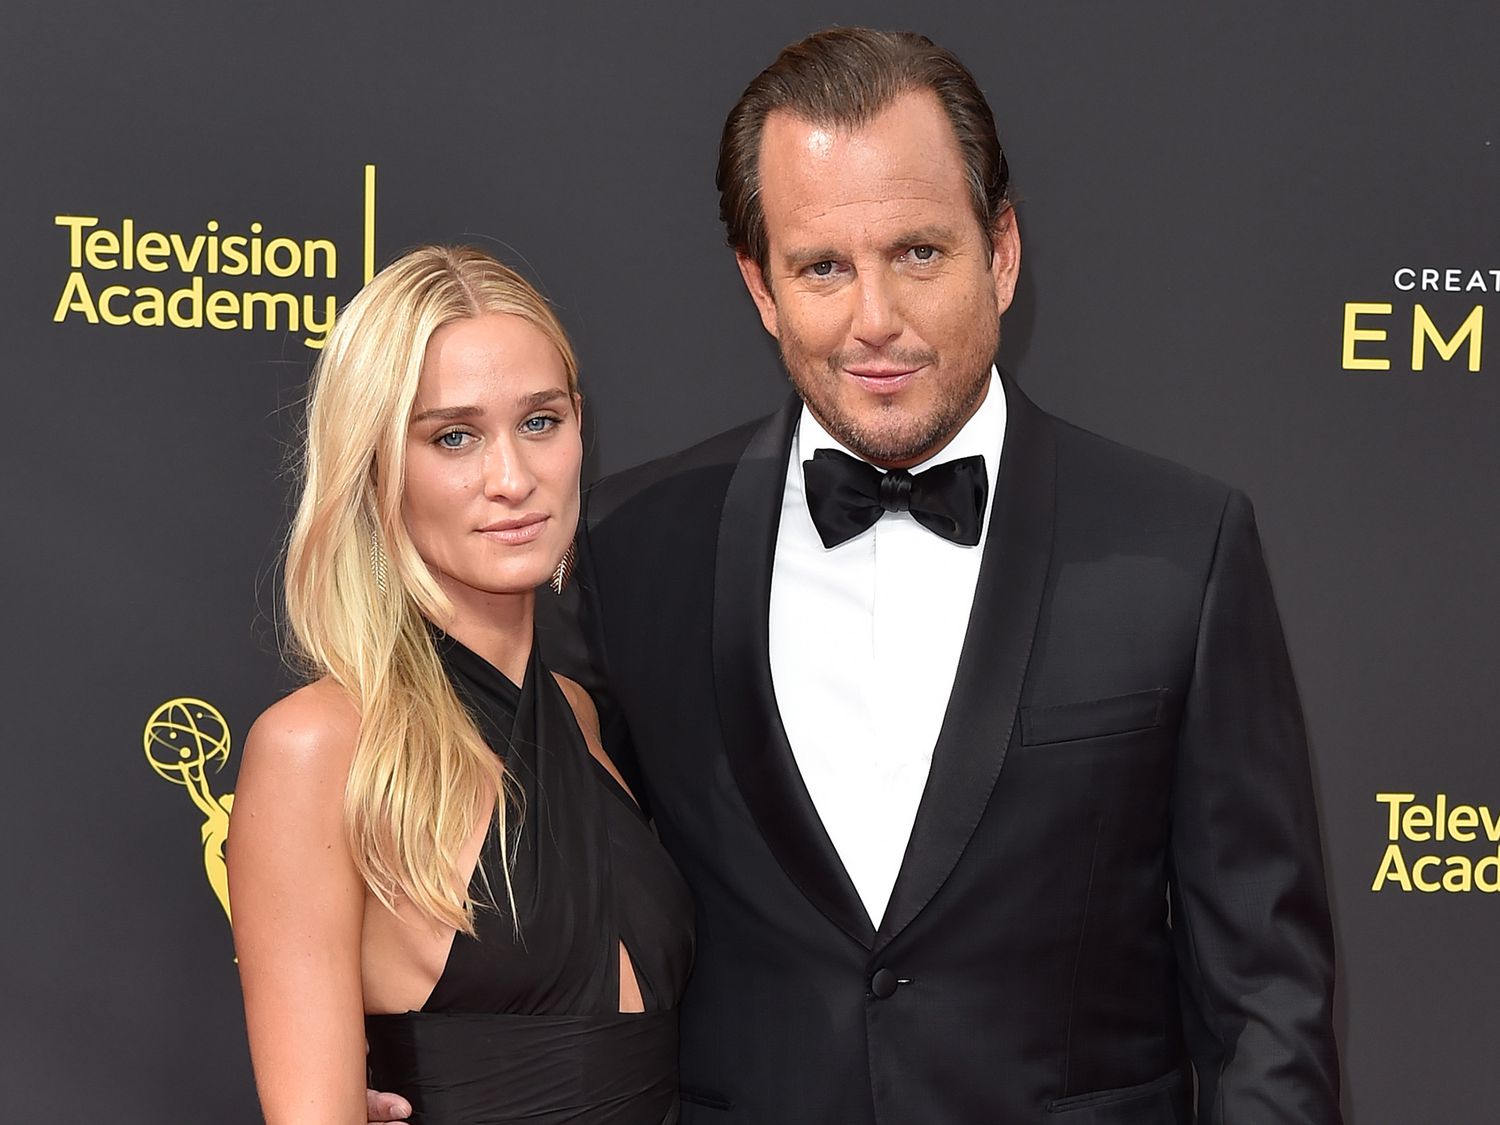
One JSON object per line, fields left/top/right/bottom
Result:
{"left": 551, "top": 673, "right": 601, "bottom": 741}
{"left": 243, "top": 678, "right": 360, "bottom": 780}
{"left": 551, "top": 673, "right": 635, "bottom": 800}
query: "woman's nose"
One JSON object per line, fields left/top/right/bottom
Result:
{"left": 482, "top": 437, "right": 537, "bottom": 502}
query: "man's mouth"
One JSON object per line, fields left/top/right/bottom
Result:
{"left": 843, "top": 364, "right": 925, "bottom": 394}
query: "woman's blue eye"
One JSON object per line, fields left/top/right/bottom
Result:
{"left": 522, "top": 415, "right": 559, "bottom": 434}
{"left": 437, "top": 430, "right": 470, "bottom": 449}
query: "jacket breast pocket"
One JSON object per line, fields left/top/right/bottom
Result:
{"left": 678, "top": 1085, "right": 733, "bottom": 1114}
{"left": 1046, "top": 1069, "right": 1187, "bottom": 1122}
{"left": 1020, "top": 688, "right": 1170, "bottom": 746}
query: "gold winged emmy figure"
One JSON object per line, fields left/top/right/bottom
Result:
{"left": 143, "top": 698, "right": 235, "bottom": 925}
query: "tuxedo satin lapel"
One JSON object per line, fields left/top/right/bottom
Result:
{"left": 713, "top": 396, "right": 876, "bottom": 950}
{"left": 876, "top": 373, "right": 1057, "bottom": 950}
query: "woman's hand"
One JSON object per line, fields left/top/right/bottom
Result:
{"left": 366, "top": 1088, "right": 413, "bottom": 1122}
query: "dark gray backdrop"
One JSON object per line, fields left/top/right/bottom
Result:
{"left": 3, "top": 3, "right": 1495, "bottom": 1121}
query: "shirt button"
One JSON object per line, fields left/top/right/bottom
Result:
{"left": 870, "top": 968, "right": 899, "bottom": 999}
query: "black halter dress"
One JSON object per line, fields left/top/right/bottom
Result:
{"left": 365, "top": 633, "right": 695, "bottom": 1125}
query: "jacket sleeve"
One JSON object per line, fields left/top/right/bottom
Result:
{"left": 1169, "top": 488, "right": 1343, "bottom": 1123}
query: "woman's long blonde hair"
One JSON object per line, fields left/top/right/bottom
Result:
{"left": 284, "top": 245, "right": 579, "bottom": 933}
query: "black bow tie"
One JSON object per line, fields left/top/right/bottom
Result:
{"left": 802, "top": 448, "right": 989, "bottom": 549}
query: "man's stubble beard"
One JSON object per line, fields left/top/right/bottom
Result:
{"left": 778, "top": 319, "right": 1000, "bottom": 467}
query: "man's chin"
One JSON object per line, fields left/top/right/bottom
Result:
{"left": 799, "top": 384, "right": 952, "bottom": 464}
{"left": 836, "top": 421, "right": 950, "bottom": 467}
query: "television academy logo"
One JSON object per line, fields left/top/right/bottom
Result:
{"left": 52, "top": 165, "right": 377, "bottom": 350}
{"left": 1371, "top": 792, "right": 1500, "bottom": 893}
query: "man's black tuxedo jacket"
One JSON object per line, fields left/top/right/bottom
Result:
{"left": 563, "top": 375, "right": 1340, "bottom": 1124}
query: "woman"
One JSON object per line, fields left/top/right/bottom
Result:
{"left": 228, "top": 246, "right": 693, "bottom": 1124}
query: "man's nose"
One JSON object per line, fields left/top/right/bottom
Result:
{"left": 482, "top": 437, "right": 538, "bottom": 502}
{"left": 851, "top": 270, "right": 902, "bottom": 348}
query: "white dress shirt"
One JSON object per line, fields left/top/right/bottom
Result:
{"left": 768, "top": 368, "right": 1007, "bottom": 926}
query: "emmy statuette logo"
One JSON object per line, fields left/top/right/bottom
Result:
{"left": 144, "top": 698, "right": 235, "bottom": 926}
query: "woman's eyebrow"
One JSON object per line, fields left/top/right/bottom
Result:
{"left": 520, "top": 388, "right": 570, "bottom": 409}
{"left": 411, "top": 404, "right": 484, "bottom": 424}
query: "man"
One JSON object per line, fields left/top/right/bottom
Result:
{"left": 374, "top": 27, "right": 1340, "bottom": 1123}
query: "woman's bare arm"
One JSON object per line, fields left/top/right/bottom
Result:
{"left": 228, "top": 681, "right": 367, "bottom": 1125}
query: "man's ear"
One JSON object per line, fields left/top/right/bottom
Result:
{"left": 989, "top": 207, "right": 1022, "bottom": 315}
{"left": 735, "top": 251, "right": 780, "bottom": 338}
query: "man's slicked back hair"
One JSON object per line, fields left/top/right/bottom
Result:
{"left": 717, "top": 27, "right": 1012, "bottom": 273}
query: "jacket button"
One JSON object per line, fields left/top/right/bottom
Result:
{"left": 870, "top": 968, "right": 899, "bottom": 999}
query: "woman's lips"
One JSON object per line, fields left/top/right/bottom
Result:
{"left": 477, "top": 515, "right": 548, "bottom": 545}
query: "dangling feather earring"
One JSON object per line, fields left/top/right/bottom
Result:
{"left": 369, "top": 534, "right": 389, "bottom": 596}
{"left": 549, "top": 540, "right": 576, "bottom": 595}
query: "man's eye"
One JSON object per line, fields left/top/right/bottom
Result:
{"left": 911, "top": 245, "right": 936, "bottom": 261}
{"left": 810, "top": 261, "right": 836, "bottom": 277}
